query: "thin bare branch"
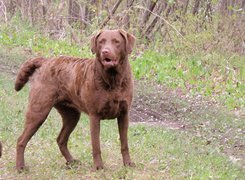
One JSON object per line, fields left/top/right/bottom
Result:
{"left": 0, "top": 0, "right": 7, "bottom": 23}
{"left": 100, "top": 0, "right": 123, "bottom": 29}
{"left": 134, "top": 5, "right": 196, "bottom": 51}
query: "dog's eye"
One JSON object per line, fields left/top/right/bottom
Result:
{"left": 98, "top": 39, "right": 106, "bottom": 44}
{"left": 113, "top": 39, "right": 120, "bottom": 44}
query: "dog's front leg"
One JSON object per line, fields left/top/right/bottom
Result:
{"left": 89, "top": 115, "right": 103, "bottom": 170}
{"left": 117, "top": 112, "right": 135, "bottom": 167}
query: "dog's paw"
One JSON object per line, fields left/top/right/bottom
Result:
{"left": 17, "top": 166, "right": 29, "bottom": 173}
{"left": 124, "top": 161, "right": 136, "bottom": 167}
{"left": 92, "top": 164, "right": 104, "bottom": 171}
{"left": 65, "top": 159, "right": 81, "bottom": 169}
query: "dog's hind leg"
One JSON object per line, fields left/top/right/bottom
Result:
{"left": 55, "top": 104, "right": 80, "bottom": 166}
{"left": 16, "top": 87, "right": 56, "bottom": 172}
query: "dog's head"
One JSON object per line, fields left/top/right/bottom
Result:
{"left": 91, "top": 29, "right": 135, "bottom": 70}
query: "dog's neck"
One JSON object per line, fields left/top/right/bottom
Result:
{"left": 94, "top": 57, "right": 130, "bottom": 90}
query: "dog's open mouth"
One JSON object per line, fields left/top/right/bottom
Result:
{"left": 102, "top": 57, "right": 118, "bottom": 67}
{"left": 104, "top": 58, "right": 112, "bottom": 62}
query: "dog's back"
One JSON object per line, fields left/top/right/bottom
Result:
{"left": 15, "top": 56, "right": 94, "bottom": 92}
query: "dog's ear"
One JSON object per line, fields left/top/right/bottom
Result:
{"left": 119, "top": 29, "right": 136, "bottom": 54}
{"left": 91, "top": 30, "right": 102, "bottom": 54}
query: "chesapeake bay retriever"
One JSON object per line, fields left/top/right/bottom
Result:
{"left": 14, "top": 29, "right": 135, "bottom": 172}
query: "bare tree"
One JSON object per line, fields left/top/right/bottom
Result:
{"left": 100, "top": 0, "right": 123, "bottom": 28}
{"left": 140, "top": 0, "right": 159, "bottom": 32}
{"left": 192, "top": 0, "right": 201, "bottom": 15}
{"left": 123, "top": 0, "right": 135, "bottom": 29}
{"left": 141, "top": 2, "right": 165, "bottom": 39}
{"left": 0, "top": 0, "right": 244, "bottom": 55}
{"left": 0, "top": 0, "right": 8, "bottom": 23}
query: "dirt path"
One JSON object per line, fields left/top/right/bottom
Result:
{"left": 130, "top": 81, "right": 195, "bottom": 130}
{"left": 130, "top": 81, "right": 245, "bottom": 168}
{"left": 0, "top": 50, "right": 244, "bottom": 168}
{"left": 0, "top": 63, "right": 17, "bottom": 77}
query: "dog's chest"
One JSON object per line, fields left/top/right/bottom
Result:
{"left": 97, "top": 92, "right": 128, "bottom": 119}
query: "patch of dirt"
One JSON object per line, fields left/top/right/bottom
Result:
{"left": 130, "top": 107, "right": 184, "bottom": 130}
{"left": 0, "top": 45, "right": 31, "bottom": 77}
{"left": 129, "top": 81, "right": 210, "bottom": 129}
{"left": 130, "top": 80, "right": 245, "bottom": 168}
{"left": 0, "top": 51, "right": 244, "bottom": 168}
{"left": 129, "top": 83, "right": 187, "bottom": 130}
{"left": 0, "top": 63, "right": 17, "bottom": 77}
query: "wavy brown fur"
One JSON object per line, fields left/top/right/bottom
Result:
{"left": 15, "top": 30, "right": 136, "bottom": 172}
{"left": 14, "top": 57, "right": 45, "bottom": 91}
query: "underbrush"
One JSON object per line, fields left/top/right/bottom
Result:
{"left": 0, "top": 21, "right": 90, "bottom": 58}
{"left": 0, "top": 18, "right": 244, "bottom": 109}
{"left": 132, "top": 51, "right": 244, "bottom": 109}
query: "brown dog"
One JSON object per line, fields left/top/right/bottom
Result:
{"left": 15, "top": 30, "right": 135, "bottom": 172}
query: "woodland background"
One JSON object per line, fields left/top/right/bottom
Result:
{"left": 0, "top": 0, "right": 244, "bottom": 54}
{"left": 0, "top": 1, "right": 244, "bottom": 179}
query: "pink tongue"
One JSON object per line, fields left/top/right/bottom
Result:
{"left": 105, "top": 60, "right": 116, "bottom": 66}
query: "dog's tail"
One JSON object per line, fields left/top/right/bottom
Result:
{"left": 15, "top": 57, "right": 45, "bottom": 91}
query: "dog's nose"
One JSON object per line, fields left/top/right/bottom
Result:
{"left": 102, "top": 48, "right": 110, "bottom": 55}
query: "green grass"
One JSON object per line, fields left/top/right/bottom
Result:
{"left": 0, "top": 75, "right": 244, "bottom": 179}
{"left": 0, "top": 20, "right": 244, "bottom": 109}
{"left": 0, "top": 18, "right": 244, "bottom": 178}
{"left": 131, "top": 51, "right": 244, "bottom": 109}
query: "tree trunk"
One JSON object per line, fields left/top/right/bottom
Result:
{"left": 8, "top": 0, "right": 17, "bottom": 19}
{"left": 28, "top": 0, "right": 33, "bottom": 26}
{"left": 184, "top": 0, "right": 189, "bottom": 15}
{"left": 140, "top": 0, "right": 159, "bottom": 31}
{"left": 123, "top": 0, "right": 135, "bottom": 29}
{"left": 68, "top": 0, "right": 80, "bottom": 25}
{"left": 86, "top": 0, "right": 97, "bottom": 23}
{"left": 41, "top": 0, "right": 48, "bottom": 23}
{"left": 192, "top": 0, "right": 201, "bottom": 15}
{"left": 220, "top": 0, "right": 228, "bottom": 15}
{"left": 142, "top": 2, "right": 164, "bottom": 39}
{"left": 100, "top": 0, "right": 123, "bottom": 28}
